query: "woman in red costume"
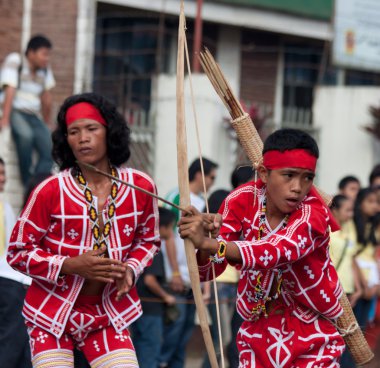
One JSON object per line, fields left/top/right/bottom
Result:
{"left": 7, "top": 93, "right": 160, "bottom": 367}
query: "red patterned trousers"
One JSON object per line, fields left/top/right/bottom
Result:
{"left": 237, "top": 306, "right": 345, "bottom": 368}
{"left": 26, "top": 295, "right": 138, "bottom": 368}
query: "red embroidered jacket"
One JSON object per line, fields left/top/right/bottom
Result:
{"left": 198, "top": 180, "right": 343, "bottom": 323}
{"left": 7, "top": 167, "right": 160, "bottom": 337}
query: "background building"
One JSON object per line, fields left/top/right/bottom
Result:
{"left": 1, "top": 0, "right": 379, "bottom": 211}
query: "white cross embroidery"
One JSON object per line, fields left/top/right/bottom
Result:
{"left": 67, "top": 229, "right": 79, "bottom": 240}
{"left": 115, "top": 333, "right": 128, "bottom": 342}
{"left": 141, "top": 226, "right": 150, "bottom": 235}
{"left": 249, "top": 270, "right": 261, "bottom": 281}
{"left": 320, "top": 289, "right": 331, "bottom": 303}
{"left": 93, "top": 340, "right": 100, "bottom": 352}
{"left": 297, "top": 235, "right": 307, "bottom": 249}
{"left": 246, "top": 291, "right": 255, "bottom": 303}
{"left": 28, "top": 234, "right": 36, "bottom": 242}
{"left": 240, "top": 359, "right": 249, "bottom": 367}
{"left": 259, "top": 250, "right": 273, "bottom": 266}
{"left": 49, "top": 222, "right": 57, "bottom": 232}
{"left": 123, "top": 224, "right": 133, "bottom": 236}
{"left": 327, "top": 340, "right": 339, "bottom": 354}
{"left": 304, "top": 265, "right": 315, "bottom": 279}
{"left": 36, "top": 331, "right": 49, "bottom": 344}
{"left": 284, "top": 247, "right": 292, "bottom": 260}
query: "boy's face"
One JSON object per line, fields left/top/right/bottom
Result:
{"left": 259, "top": 165, "right": 315, "bottom": 215}
{"left": 160, "top": 224, "right": 174, "bottom": 240}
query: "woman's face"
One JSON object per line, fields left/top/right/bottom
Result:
{"left": 360, "top": 192, "right": 379, "bottom": 218}
{"left": 333, "top": 199, "right": 353, "bottom": 225}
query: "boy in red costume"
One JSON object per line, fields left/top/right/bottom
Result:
{"left": 7, "top": 93, "right": 160, "bottom": 367}
{"left": 179, "top": 129, "right": 345, "bottom": 367}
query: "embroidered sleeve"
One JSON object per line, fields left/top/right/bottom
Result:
{"left": 7, "top": 179, "right": 67, "bottom": 285}
{"left": 236, "top": 203, "right": 329, "bottom": 271}
{"left": 126, "top": 176, "right": 160, "bottom": 283}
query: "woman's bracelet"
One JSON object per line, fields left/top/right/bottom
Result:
{"left": 209, "top": 239, "right": 227, "bottom": 264}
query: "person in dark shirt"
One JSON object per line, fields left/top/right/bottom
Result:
{"left": 132, "top": 207, "right": 177, "bottom": 368}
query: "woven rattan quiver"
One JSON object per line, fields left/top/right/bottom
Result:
{"left": 336, "top": 294, "right": 374, "bottom": 365}
{"left": 199, "top": 47, "right": 374, "bottom": 366}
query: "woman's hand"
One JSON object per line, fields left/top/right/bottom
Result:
{"left": 115, "top": 266, "right": 135, "bottom": 301}
{"left": 61, "top": 246, "right": 126, "bottom": 283}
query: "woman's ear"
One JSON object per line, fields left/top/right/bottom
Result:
{"left": 257, "top": 164, "right": 269, "bottom": 184}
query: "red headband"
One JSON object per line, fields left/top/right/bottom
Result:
{"left": 263, "top": 149, "right": 317, "bottom": 172}
{"left": 66, "top": 102, "right": 107, "bottom": 127}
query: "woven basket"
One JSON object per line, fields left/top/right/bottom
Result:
{"left": 336, "top": 293, "right": 374, "bottom": 366}
{"left": 231, "top": 113, "right": 263, "bottom": 166}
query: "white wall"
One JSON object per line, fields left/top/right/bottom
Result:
{"left": 152, "top": 24, "right": 242, "bottom": 199}
{"left": 152, "top": 74, "right": 235, "bottom": 199}
{"left": 313, "top": 86, "right": 380, "bottom": 194}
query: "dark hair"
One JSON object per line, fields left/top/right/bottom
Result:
{"left": 206, "top": 189, "right": 230, "bottom": 213}
{"left": 369, "top": 164, "right": 380, "bottom": 186}
{"left": 52, "top": 93, "right": 131, "bottom": 170}
{"left": 330, "top": 194, "right": 349, "bottom": 210}
{"left": 353, "top": 187, "right": 378, "bottom": 248}
{"left": 263, "top": 128, "right": 319, "bottom": 158}
{"left": 159, "top": 207, "right": 176, "bottom": 228}
{"left": 26, "top": 35, "right": 52, "bottom": 54}
{"left": 0, "top": 157, "right": 4, "bottom": 166}
{"left": 338, "top": 175, "right": 360, "bottom": 190}
{"left": 188, "top": 157, "right": 218, "bottom": 182}
{"left": 231, "top": 166, "right": 254, "bottom": 189}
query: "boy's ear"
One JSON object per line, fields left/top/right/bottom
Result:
{"left": 257, "top": 164, "right": 269, "bottom": 184}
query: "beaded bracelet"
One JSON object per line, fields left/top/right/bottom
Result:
{"left": 209, "top": 239, "right": 227, "bottom": 264}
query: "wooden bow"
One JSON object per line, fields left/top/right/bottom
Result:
{"left": 175, "top": 2, "right": 218, "bottom": 367}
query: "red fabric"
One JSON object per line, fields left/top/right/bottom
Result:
{"left": 26, "top": 296, "right": 138, "bottom": 366}
{"left": 263, "top": 149, "right": 317, "bottom": 172}
{"left": 309, "top": 186, "right": 340, "bottom": 232}
{"left": 237, "top": 305, "right": 345, "bottom": 367}
{"left": 66, "top": 102, "right": 107, "bottom": 126}
{"left": 197, "top": 180, "right": 343, "bottom": 324}
{"left": 8, "top": 167, "right": 160, "bottom": 338}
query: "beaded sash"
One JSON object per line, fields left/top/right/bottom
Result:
{"left": 76, "top": 166, "right": 118, "bottom": 251}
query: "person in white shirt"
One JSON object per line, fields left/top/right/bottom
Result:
{"left": 0, "top": 157, "right": 32, "bottom": 367}
{"left": 160, "top": 157, "right": 218, "bottom": 368}
{"left": 0, "top": 35, "right": 55, "bottom": 186}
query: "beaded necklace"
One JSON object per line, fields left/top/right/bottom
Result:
{"left": 251, "top": 196, "right": 289, "bottom": 319}
{"left": 76, "top": 166, "right": 118, "bottom": 252}
{"left": 258, "top": 197, "right": 289, "bottom": 240}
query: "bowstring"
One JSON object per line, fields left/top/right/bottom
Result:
{"left": 184, "top": 29, "right": 225, "bottom": 368}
